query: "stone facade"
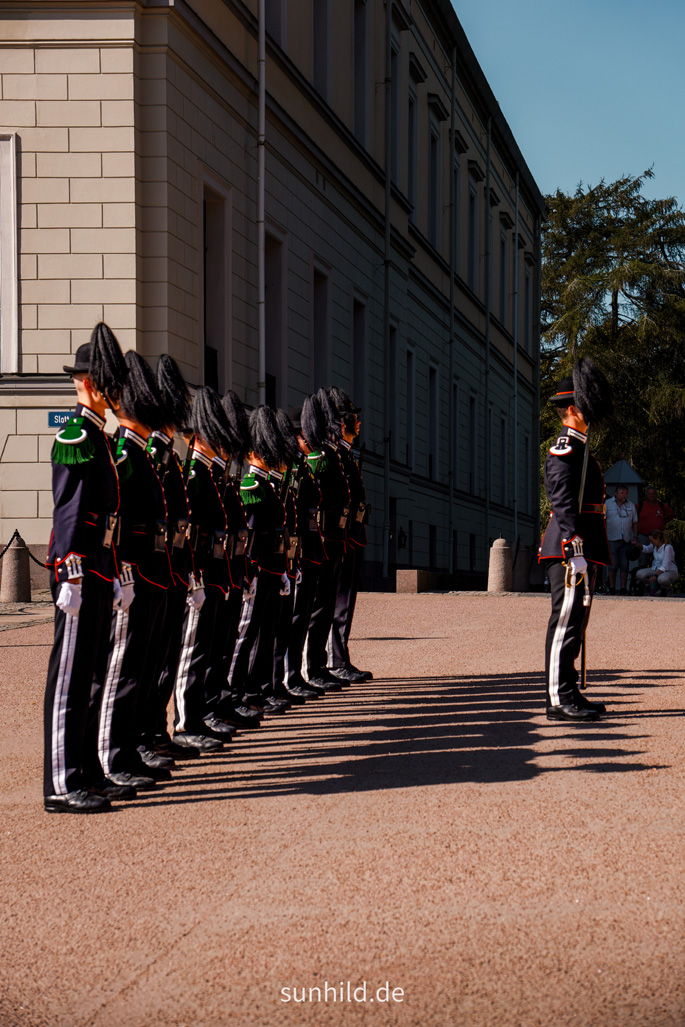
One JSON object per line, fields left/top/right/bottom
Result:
{"left": 0, "top": 0, "right": 544, "bottom": 586}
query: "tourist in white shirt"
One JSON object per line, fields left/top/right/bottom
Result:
{"left": 605, "top": 485, "right": 638, "bottom": 594}
{"left": 636, "top": 530, "right": 678, "bottom": 595}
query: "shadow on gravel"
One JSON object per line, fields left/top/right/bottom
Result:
{"left": 125, "top": 671, "right": 672, "bottom": 809}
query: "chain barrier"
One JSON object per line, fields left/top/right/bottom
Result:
{"left": 0, "top": 529, "right": 46, "bottom": 568}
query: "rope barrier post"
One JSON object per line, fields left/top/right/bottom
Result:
{"left": 0, "top": 533, "right": 32, "bottom": 604}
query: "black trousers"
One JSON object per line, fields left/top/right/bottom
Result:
{"left": 327, "top": 544, "right": 364, "bottom": 670}
{"left": 228, "top": 572, "right": 282, "bottom": 705}
{"left": 43, "top": 571, "right": 113, "bottom": 797}
{"left": 206, "top": 586, "right": 243, "bottom": 716}
{"left": 273, "top": 580, "right": 296, "bottom": 691}
{"left": 173, "top": 587, "right": 226, "bottom": 735}
{"left": 143, "top": 579, "right": 188, "bottom": 749}
{"left": 545, "top": 560, "right": 597, "bottom": 706}
{"left": 282, "top": 560, "right": 321, "bottom": 688}
{"left": 97, "top": 573, "right": 167, "bottom": 776}
{"left": 304, "top": 541, "right": 344, "bottom": 678}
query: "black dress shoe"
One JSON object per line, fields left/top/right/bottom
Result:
{"left": 348, "top": 663, "right": 373, "bottom": 681}
{"left": 173, "top": 732, "right": 223, "bottom": 752}
{"left": 274, "top": 684, "right": 308, "bottom": 705}
{"left": 220, "top": 707, "right": 262, "bottom": 728}
{"left": 155, "top": 738, "right": 201, "bottom": 759}
{"left": 576, "top": 694, "right": 607, "bottom": 714}
{"left": 262, "top": 696, "right": 290, "bottom": 715}
{"left": 138, "top": 748, "right": 175, "bottom": 770}
{"left": 90, "top": 777, "right": 137, "bottom": 800}
{"left": 288, "top": 674, "right": 326, "bottom": 696}
{"left": 289, "top": 683, "right": 320, "bottom": 699}
{"left": 546, "top": 703, "right": 600, "bottom": 722}
{"left": 108, "top": 770, "right": 156, "bottom": 790}
{"left": 329, "top": 666, "right": 366, "bottom": 684}
{"left": 203, "top": 715, "right": 238, "bottom": 738}
{"left": 44, "top": 789, "right": 112, "bottom": 814}
{"left": 307, "top": 671, "right": 343, "bottom": 691}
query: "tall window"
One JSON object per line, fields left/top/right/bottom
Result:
{"left": 203, "top": 183, "right": 230, "bottom": 392}
{"left": 429, "top": 123, "right": 440, "bottom": 249}
{"left": 353, "top": 0, "right": 368, "bottom": 144}
{"left": 406, "top": 347, "right": 415, "bottom": 467}
{"left": 312, "top": 266, "right": 329, "bottom": 387}
{"left": 429, "top": 524, "right": 437, "bottom": 569}
{"left": 352, "top": 296, "right": 366, "bottom": 420}
{"left": 0, "top": 134, "right": 18, "bottom": 373}
{"left": 452, "top": 379, "right": 459, "bottom": 483}
{"left": 452, "top": 160, "right": 461, "bottom": 275}
{"left": 500, "top": 416, "right": 507, "bottom": 506}
{"left": 469, "top": 394, "right": 477, "bottom": 494}
{"left": 499, "top": 231, "right": 507, "bottom": 325}
{"left": 428, "top": 364, "right": 438, "bottom": 480}
{"left": 389, "top": 324, "right": 398, "bottom": 458}
{"left": 468, "top": 183, "right": 478, "bottom": 292}
{"left": 524, "top": 268, "right": 532, "bottom": 352}
{"left": 265, "top": 232, "right": 286, "bottom": 406}
{"left": 407, "top": 87, "right": 417, "bottom": 216}
{"left": 524, "top": 434, "right": 531, "bottom": 514}
{"left": 312, "top": 0, "right": 330, "bottom": 100}
{"left": 390, "top": 41, "right": 400, "bottom": 183}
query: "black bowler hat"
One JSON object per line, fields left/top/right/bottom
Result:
{"left": 549, "top": 376, "right": 575, "bottom": 406}
{"left": 63, "top": 342, "right": 91, "bottom": 375}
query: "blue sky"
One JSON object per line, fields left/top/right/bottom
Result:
{"left": 453, "top": 0, "right": 685, "bottom": 205}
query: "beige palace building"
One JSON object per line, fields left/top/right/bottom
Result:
{"left": 0, "top": 0, "right": 544, "bottom": 585}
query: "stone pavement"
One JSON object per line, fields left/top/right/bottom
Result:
{"left": 0, "top": 592, "right": 683, "bottom": 1027}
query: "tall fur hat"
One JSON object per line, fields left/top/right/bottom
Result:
{"left": 274, "top": 408, "right": 300, "bottom": 465}
{"left": 328, "top": 386, "right": 360, "bottom": 416}
{"left": 572, "top": 357, "right": 613, "bottom": 427}
{"left": 156, "top": 354, "right": 191, "bottom": 431}
{"left": 249, "top": 405, "right": 291, "bottom": 469}
{"left": 222, "top": 390, "right": 251, "bottom": 464}
{"left": 119, "top": 351, "right": 168, "bottom": 431}
{"left": 88, "top": 322, "right": 127, "bottom": 403}
{"left": 315, "top": 386, "right": 340, "bottom": 440}
{"left": 192, "top": 386, "right": 233, "bottom": 455}
{"left": 300, "top": 394, "right": 329, "bottom": 451}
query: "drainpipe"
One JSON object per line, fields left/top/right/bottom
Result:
{"left": 484, "top": 117, "right": 492, "bottom": 551}
{"left": 257, "top": 0, "right": 266, "bottom": 405}
{"left": 513, "top": 171, "right": 520, "bottom": 543}
{"left": 534, "top": 212, "right": 542, "bottom": 548}
{"left": 382, "top": 0, "right": 391, "bottom": 580}
{"left": 447, "top": 47, "right": 456, "bottom": 573}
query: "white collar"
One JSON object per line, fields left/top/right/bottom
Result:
{"left": 339, "top": 438, "right": 352, "bottom": 452}
{"left": 122, "top": 426, "right": 148, "bottom": 449}
{"left": 567, "top": 427, "right": 587, "bottom": 444}
{"left": 192, "top": 449, "right": 212, "bottom": 468}
{"left": 249, "top": 464, "right": 268, "bottom": 480}
{"left": 212, "top": 456, "right": 227, "bottom": 470}
{"left": 80, "top": 405, "right": 106, "bottom": 430}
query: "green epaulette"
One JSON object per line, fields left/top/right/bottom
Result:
{"left": 51, "top": 416, "right": 96, "bottom": 466}
{"left": 240, "top": 472, "right": 264, "bottom": 505}
{"left": 114, "top": 436, "right": 133, "bottom": 482}
{"left": 307, "top": 450, "right": 328, "bottom": 474}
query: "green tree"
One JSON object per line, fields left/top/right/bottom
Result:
{"left": 540, "top": 170, "right": 685, "bottom": 519}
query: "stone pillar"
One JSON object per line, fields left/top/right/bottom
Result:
{"left": 487, "top": 538, "right": 512, "bottom": 592}
{"left": 0, "top": 535, "right": 32, "bottom": 603}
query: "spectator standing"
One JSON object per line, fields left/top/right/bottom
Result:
{"left": 637, "top": 487, "right": 674, "bottom": 567}
{"left": 605, "top": 485, "right": 638, "bottom": 594}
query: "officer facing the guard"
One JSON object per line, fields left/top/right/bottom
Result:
{"left": 539, "top": 358, "right": 612, "bottom": 722}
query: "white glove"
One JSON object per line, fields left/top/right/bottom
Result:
{"left": 114, "top": 563, "right": 136, "bottom": 611}
{"left": 279, "top": 572, "right": 291, "bottom": 597}
{"left": 113, "top": 577, "right": 123, "bottom": 609}
{"left": 56, "top": 580, "right": 82, "bottom": 618}
{"left": 186, "top": 574, "right": 206, "bottom": 611}
{"left": 295, "top": 567, "right": 303, "bottom": 586}
{"left": 243, "top": 577, "right": 257, "bottom": 601}
{"left": 569, "top": 556, "right": 588, "bottom": 578}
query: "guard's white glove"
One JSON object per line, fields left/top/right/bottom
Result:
{"left": 295, "top": 567, "right": 303, "bottom": 586}
{"left": 243, "top": 577, "right": 257, "bottom": 601}
{"left": 186, "top": 573, "right": 206, "bottom": 611}
{"left": 56, "top": 580, "right": 82, "bottom": 618}
{"left": 569, "top": 556, "right": 588, "bottom": 578}
{"left": 279, "top": 572, "right": 291, "bottom": 597}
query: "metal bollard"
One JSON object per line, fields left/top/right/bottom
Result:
{"left": 487, "top": 537, "right": 512, "bottom": 593}
{"left": 0, "top": 534, "right": 32, "bottom": 603}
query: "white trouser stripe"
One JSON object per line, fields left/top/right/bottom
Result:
{"left": 98, "top": 609, "right": 129, "bottom": 775}
{"left": 174, "top": 604, "right": 201, "bottom": 733}
{"left": 228, "top": 580, "right": 258, "bottom": 685}
{"left": 51, "top": 611, "right": 79, "bottom": 795}
{"left": 549, "top": 578, "right": 577, "bottom": 705}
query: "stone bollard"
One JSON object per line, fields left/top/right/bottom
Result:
{"left": 0, "top": 535, "right": 32, "bottom": 604}
{"left": 512, "top": 544, "right": 531, "bottom": 593}
{"left": 487, "top": 537, "right": 512, "bottom": 592}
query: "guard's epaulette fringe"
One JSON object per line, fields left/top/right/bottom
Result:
{"left": 114, "top": 437, "right": 133, "bottom": 481}
{"left": 240, "top": 473, "right": 263, "bottom": 504}
{"left": 51, "top": 417, "right": 96, "bottom": 466}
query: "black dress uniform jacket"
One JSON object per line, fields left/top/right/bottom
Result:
{"left": 211, "top": 458, "right": 248, "bottom": 591}
{"left": 147, "top": 430, "right": 194, "bottom": 587}
{"left": 293, "top": 456, "right": 325, "bottom": 564}
{"left": 310, "top": 445, "right": 350, "bottom": 546}
{"left": 186, "top": 451, "right": 231, "bottom": 592}
{"left": 241, "top": 466, "right": 288, "bottom": 576}
{"left": 338, "top": 439, "right": 367, "bottom": 549}
{"left": 113, "top": 427, "right": 171, "bottom": 588}
{"left": 539, "top": 426, "right": 610, "bottom": 566}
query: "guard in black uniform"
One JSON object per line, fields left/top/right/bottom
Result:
{"left": 97, "top": 351, "right": 172, "bottom": 789}
{"left": 539, "top": 360, "right": 612, "bottom": 721}
{"left": 43, "top": 323, "right": 128, "bottom": 813}
{"left": 326, "top": 387, "right": 372, "bottom": 684}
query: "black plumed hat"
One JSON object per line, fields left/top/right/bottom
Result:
{"left": 274, "top": 408, "right": 300, "bottom": 465}
{"left": 300, "top": 394, "right": 329, "bottom": 451}
{"left": 120, "top": 351, "right": 168, "bottom": 431}
{"left": 316, "top": 386, "right": 340, "bottom": 440}
{"left": 156, "top": 354, "right": 191, "bottom": 431}
{"left": 328, "top": 386, "right": 360, "bottom": 415}
{"left": 249, "top": 405, "right": 290, "bottom": 470}
{"left": 87, "top": 322, "right": 127, "bottom": 403}
{"left": 572, "top": 357, "right": 613, "bottom": 427}
{"left": 192, "top": 386, "right": 233, "bottom": 455}
{"left": 222, "top": 390, "right": 251, "bottom": 463}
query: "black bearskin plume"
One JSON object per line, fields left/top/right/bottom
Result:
{"left": 119, "top": 351, "right": 167, "bottom": 431}
{"left": 572, "top": 357, "right": 613, "bottom": 428}
{"left": 328, "top": 386, "right": 355, "bottom": 416}
{"left": 249, "top": 405, "right": 291, "bottom": 470}
{"left": 316, "top": 386, "right": 340, "bottom": 440}
{"left": 274, "top": 409, "right": 300, "bottom": 465}
{"left": 222, "top": 390, "right": 251, "bottom": 464}
{"left": 192, "top": 386, "right": 233, "bottom": 456}
{"left": 88, "top": 322, "right": 127, "bottom": 403}
{"left": 300, "top": 394, "right": 329, "bottom": 451}
{"left": 156, "top": 354, "right": 191, "bottom": 431}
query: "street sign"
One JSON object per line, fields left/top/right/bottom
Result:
{"left": 48, "top": 411, "right": 74, "bottom": 428}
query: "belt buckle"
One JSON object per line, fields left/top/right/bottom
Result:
{"left": 173, "top": 518, "right": 189, "bottom": 549}
{"left": 154, "top": 519, "right": 168, "bottom": 552}
{"left": 213, "top": 530, "right": 227, "bottom": 559}
{"left": 234, "top": 529, "right": 248, "bottom": 556}
{"left": 102, "top": 513, "right": 118, "bottom": 549}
